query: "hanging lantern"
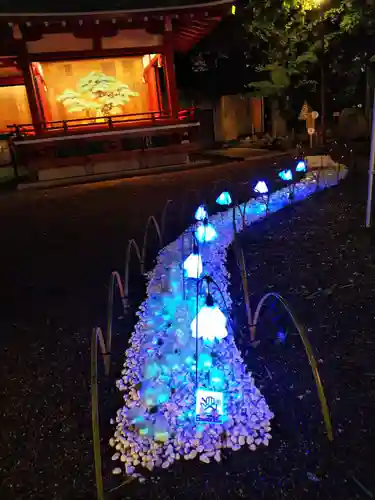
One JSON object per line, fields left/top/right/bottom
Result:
{"left": 191, "top": 293, "right": 228, "bottom": 342}
{"left": 296, "top": 160, "right": 307, "bottom": 172}
{"left": 254, "top": 180, "right": 269, "bottom": 195}
{"left": 195, "top": 221, "right": 217, "bottom": 243}
{"left": 183, "top": 240, "right": 203, "bottom": 278}
{"left": 183, "top": 253, "right": 203, "bottom": 279}
{"left": 279, "top": 169, "right": 293, "bottom": 181}
{"left": 195, "top": 205, "right": 208, "bottom": 221}
{"left": 216, "top": 191, "right": 232, "bottom": 206}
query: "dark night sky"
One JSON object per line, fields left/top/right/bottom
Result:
{"left": 0, "top": 0, "right": 225, "bottom": 13}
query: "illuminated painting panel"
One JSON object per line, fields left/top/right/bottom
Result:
{"left": 39, "top": 57, "right": 158, "bottom": 124}
{"left": 56, "top": 72, "right": 139, "bottom": 118}
{"left": 0, "top": 85, "right": 31, "bottom": 132}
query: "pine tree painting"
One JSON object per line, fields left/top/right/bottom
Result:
{"left": 57, "top": 71, "right": 139, "bottom": 118}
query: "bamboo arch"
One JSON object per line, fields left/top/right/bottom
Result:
{"left": 91, "top": 327, "right": 108, "bottom": 500}
{"left": 161, "top": 199, "right": 174, "bottom": 242}
{"left": 123, "top": 239, "right": 142, "bottom": 302}
{"left": 141, "top": 215, "right": 162, "bottom": 273}
{"left": 252, "top": 292, "right": 333, "bottom": 442}
{"left": 106, "top": 270, "right": 126, "bottom": 369}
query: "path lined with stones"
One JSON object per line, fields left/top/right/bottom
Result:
{"left": 0, "top": 154, "right": 293, "bottom": 500}
{"left": 1, "top": 154, "right": 370, "bottom": 500}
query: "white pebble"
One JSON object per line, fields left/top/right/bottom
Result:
{"left": 112, "top": 467, "right": 122, "bottom": 475}
{"left": 200, "top": 454, "right": 210, "bottom": 464}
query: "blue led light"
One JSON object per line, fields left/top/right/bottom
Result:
{"left": 195, "top": 223, "right": 217, "bottom": 243}
{"left": 191, "top": 304, "right": 228, "bottom": 342}
{"left": 195, "top": 205, "right": 208, "bottom": 221}
{"left": 183, "top": 253, "right": 203, "bottom": 279}
{"left": 216, "top": 191, "right": 232, "bottom": 206}
{"left": 279, "top": 169, "right": 293, "bottom": 181}
{"left": 254, "top": 181, "right": 269, "bottom": 195}
{"left": 296, "top": 160, "right": 307, "bottom": 172}
{"left": 197, "top": 352, "right": 213, "bottom": 371}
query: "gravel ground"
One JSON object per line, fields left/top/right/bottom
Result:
{"left": 0, "top": 154, "right": 295, "bottom": 500}
{"left": 227, "top": 167, "right": 375, "bottom": 499}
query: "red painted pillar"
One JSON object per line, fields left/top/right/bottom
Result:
{"left": 163, "top": 45, "right": 179, "bottom": 119}
{"left": 18, "top": 50, "right": 42, "bottom": 134}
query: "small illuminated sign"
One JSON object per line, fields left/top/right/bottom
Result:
{"left": 231, "top": 5, "right": 236, "bottom": 15}
{"left": 195, "top": 389, "right": 224, "bottom": 424}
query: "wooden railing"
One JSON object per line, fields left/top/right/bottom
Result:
{"left": 7, "top": 108, "right": 197, "bottom": 138}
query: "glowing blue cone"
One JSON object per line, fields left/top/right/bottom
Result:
{"left": 195, "top": 205, "right": 208, "bottom": 221}
{"left": 254, "top": 180, "right": 269, "bottom": 195}
{"left": 216, "top": 191, "right": 232, "bottom": 206}
{"left": 279, "top": 169, "right": 293, "bottom": 181}
{"left": 195, "top": 223, "right": 217, "bottom": 243}
{"left": 183, "top": 252, "right": 203, "bottom": 279}
{"left": 191, "top": 301, "right": 228, "bottom": 342}
{"left": 296, "top": 160, "right": 307, "bottom": 172}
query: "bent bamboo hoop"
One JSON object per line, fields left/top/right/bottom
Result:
{"left": 252, "top": 292, "right": 334, "bottom": 442}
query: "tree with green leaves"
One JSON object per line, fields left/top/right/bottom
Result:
{"left": 244, "top": 0, "right": 324, "bottom": 136}
{"left": 246, "top": 0, "right": 375, "bottom": 134}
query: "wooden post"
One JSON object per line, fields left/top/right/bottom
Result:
{"left": 163, "top": 45, "right": 179, "bottom": 119}
{"left": 366, "top": 89, "right": 375, "bottom": 228}
{"left": 18, "top": 42, "right": 42, "bottom": 134}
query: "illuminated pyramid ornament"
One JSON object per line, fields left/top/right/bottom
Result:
{"left": 279, "top": 169, "right": 293, "bottom": 181}
{"left": 254, "top": 180, "right": 269, "bottom": 195}
{"left": 216, "top": 191, "right": 232, "bottom": 206}
{"left": 195, "top": 205, "right": 208, "bottom": 221}
{"left": 296, "top": 160, "right": 307, "bottom": 172}
{"left": 183, "top": 240, "right": 203, "bottom": 279}
{"left": 191, "top": 293, "right": 228, "bottom": 342}
{"left": 195, "top": 220, "right": 217, "bottom": 243}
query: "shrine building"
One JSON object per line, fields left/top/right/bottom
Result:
{"left": 0, "top": 0, "right": 233, "bottom": 183}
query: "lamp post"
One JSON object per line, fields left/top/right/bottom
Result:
{"left": 303, "top": 0, "right": 327, "bottom": 144}
{"left": 319, "top": 7, "right": 326, "bottom": 145}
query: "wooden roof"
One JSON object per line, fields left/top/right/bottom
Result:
{"left": 0, "top": 0, "right": 233, "bottom": 52}
{"left": 0, "top": 0, "right": 232, "bottom": 12}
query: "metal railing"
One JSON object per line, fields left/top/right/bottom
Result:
{"left": 7, "top": 107, "right": 197, "bottom": 138}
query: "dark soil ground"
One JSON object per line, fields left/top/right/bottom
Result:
{"left": 2, "top": 148, "right": 373, "bottom": 500}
